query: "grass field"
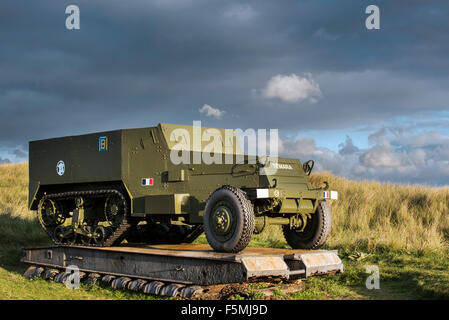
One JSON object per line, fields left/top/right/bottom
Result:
{"left": 0, "top": 162, "right": 448, "bottom": 300}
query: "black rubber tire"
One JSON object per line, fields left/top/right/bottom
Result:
{"left": 204, "top": 186, "right": 255, "bottom": 253}
{"left": 283, "top": 200, "right": 332, "bottom": 249}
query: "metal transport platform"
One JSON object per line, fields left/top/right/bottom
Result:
{"left": 22, "top": 244, "right": 344, "bottom": 297}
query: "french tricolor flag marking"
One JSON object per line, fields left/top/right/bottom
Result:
{"left": 323, "top": 191, "right": 338, "bottom": 200}
{"left": 142, "top": 178, "right": 154, "bottom": 186}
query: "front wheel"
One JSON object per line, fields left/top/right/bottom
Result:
{"left": 204, "top": 186, "right": 255, "bottom": 253}
{"left": 283, "top": 200, "right": 332, "bottom": 249}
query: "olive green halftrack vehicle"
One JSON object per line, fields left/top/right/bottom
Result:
{"left": 29, "top": 123, "right": 338, "bottom": 253}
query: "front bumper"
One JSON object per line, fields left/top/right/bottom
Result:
{"left": 251, "top": 188, "right": 338, "bottom": 200}
{"left": 247, "top": 188, "right": 338, "bottom": 215}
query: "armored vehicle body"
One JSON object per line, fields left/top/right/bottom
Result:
{"left": 29, "top": 123, "right": 337, "bottom": 252}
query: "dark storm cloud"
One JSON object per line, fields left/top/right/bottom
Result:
{"left": 0, "top": 158, "right": 11, "bottom": 164}
{"left": 11, "top": 148, "right": 27, "bottom": 158}
{"left": 1, "top": 0, "right": 449, "bottom": 183}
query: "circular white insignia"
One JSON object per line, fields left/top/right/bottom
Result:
{"left": 56, "top": 160, "right": 65, "bottom": 176}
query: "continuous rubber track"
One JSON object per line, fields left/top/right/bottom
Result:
{"left": 37, "top": 189, "right": 133, "bottom": 247}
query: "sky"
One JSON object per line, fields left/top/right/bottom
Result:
{"left": 1, "top": 0, "right": 449, "bottom": 185}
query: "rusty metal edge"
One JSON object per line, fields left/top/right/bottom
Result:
{"left": 22, "top": 245, "right": 291, "bottom": 263}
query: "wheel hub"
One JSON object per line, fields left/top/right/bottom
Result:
{"left": 105, "top": 195, "right": 124, "bottom": 224}
{"left": 211, "top": 205, "right": 232, "bottom": 236}
{"left": 110, "top": 204, "right": 119, "bottom": 216}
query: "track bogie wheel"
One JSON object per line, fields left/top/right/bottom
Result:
{"left": 53, "top": 226, "right": 76, "bottom": 244}
{"left": 53, "top": 226, "right": 66, "bottom": 244}
{"left": 92, "top": 226, "right": 108, "bottom": 245}
{"left": 80, "top": 233, "right": 92, "bottom": 245}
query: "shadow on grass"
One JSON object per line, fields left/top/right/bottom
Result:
{"left": 0, "top": 212, "right": 50, "bottom": 273}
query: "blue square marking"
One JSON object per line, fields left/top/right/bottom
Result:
{"left": 99, "top": 136, "right": 108, "bottom": 151}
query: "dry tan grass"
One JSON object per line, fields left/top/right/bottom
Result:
{"left": 309, "top": 172, "right": 449, "bottom": 251}
{"left": 0, "top": 162, "right": 29, "bottom": 219}
{"left": 1, "top": 163, "right": 448, "bottom": 252}
{"left": 0, "top": 162, "right": 49, "bottom": 251}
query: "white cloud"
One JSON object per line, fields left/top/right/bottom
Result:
{"left": 409, "top": 149, "right": 426, "bottom": 165}
{"left": 392, "top": 131, "right": 449, "bottom": 148}
{"left": 199, "top": 104, "right": 226, "bottom": 119}
{"left": 262, "top": 73, "right": 322, "bottom": 103}
{"left": 359, "top": 145, "right": 407, "bottom": 168}
{"left": 368, "top": 128, "right": 389, "bottom": 146}
{"left": 280, "top": 137, "right": 316, "bottom": 156}
{"left": 277, "top": 129, "right": 449, "bottom": 185}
